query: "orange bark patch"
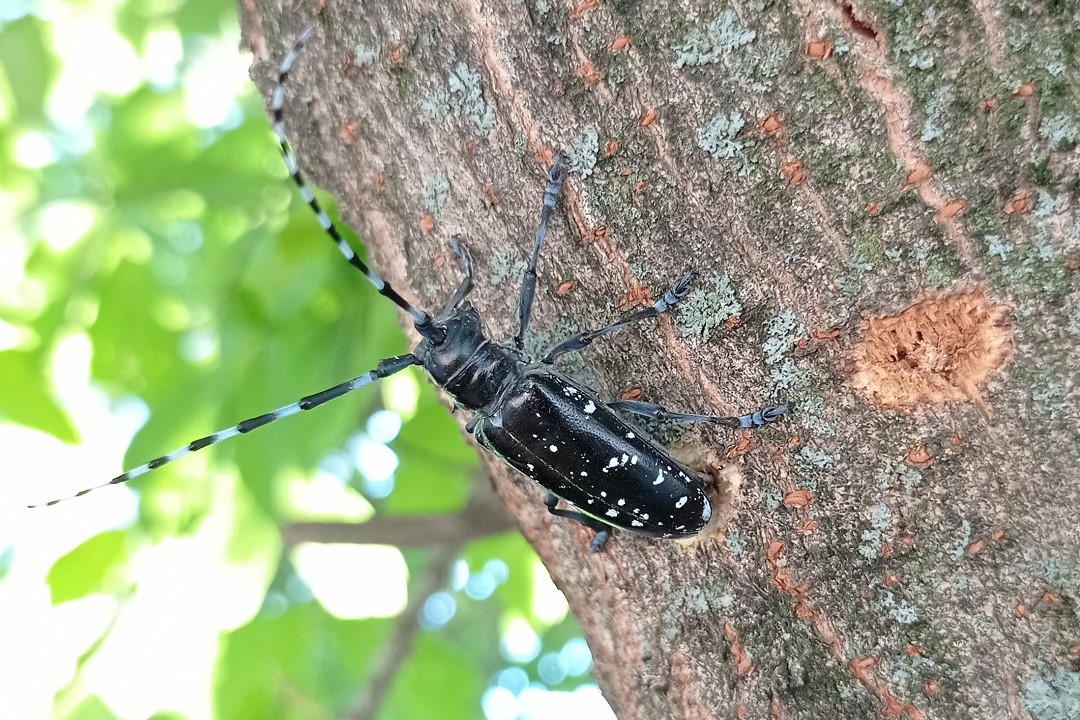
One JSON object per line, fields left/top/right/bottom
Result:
{"left": 760, "top": 114, "right": 783, "bottom": 135}
{"left": 935, "top": 199, "right": 967, "bottom": 222}
{"left": 1013, "top": 82, "right": 1035, "bottom": 97}
{"left": 783, "top": 489, "right": 814, "bottom": 508}
{"left": 1003, "top": 192, "right": 1030, "bottom": 214}
{"left": 723, "top": 622, "right": 754, "bottom": 675}
{"left": 570, "top": 0, "right": 598, "bottom": 20}
{"left": 640, "top": 107, "right": 659, "bottom": 127}
{"left": 727, "top": 435, "right": 752, "bottom": 457}
{"left": 849, "top": 286, "right": 1014, "bottom": 414}
{"left": 609, "top": 34, "right": 631, "bottom": 52}
{"left": 575, "top": 60, "right": 600, "bottom": 87}
{"left": 555, "top": 281, "right": 574, "bottom": 296}
{"left": 603, "top": 139, "right": 618, "bottom": 157}
{"left": 813, "top": 327, "right": 841, "bottom": 341}
{"left": 419, "top": 213, "right": 435, "bottom": 235}
{"left": 906, "top": 444, "right": 933, "bottom": 465}
{"left": 780, "top": 159, "right": 807, "bottom": 185}
{"left": 806, "top": 39, "right": 833, "bottom": 58}
{"left": 851, "top": 656, "right": 927, "bottom": 719}
{"left": 902, "top": 162, "right": 932, "bottom": 190}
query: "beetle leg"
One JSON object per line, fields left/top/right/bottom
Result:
{"left": 541, "top": 271, "right": 694, "bottom": 364}
{"left": 438, "top": 235, "right": 475, "bottom": 320}
{"left": 608, "top": 400, "right": 791, "bottom": 429}
{"left": 588, "top": 529, "right": 611, "bottom": 553}
{"left": 514, "top": 156, "right": 566, "bottom": 349}
{"left": 543, "top": 491, "right": 613, "bottom": 552}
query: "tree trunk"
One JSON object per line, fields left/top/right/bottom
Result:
{"left": 240, "top": 2, "right": 1079, "bottom": 718}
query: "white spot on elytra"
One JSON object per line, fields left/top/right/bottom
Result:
{"left": 584, "top": 400, "right": 596, "bottom": 414}
{"left": 600, "top": 491, "right": 607, "bottom": 497}
{"left": 631, "top": 455, "right": 639, "bottom": 465}
{"left": 653, "top": 471, "right": 664, "bottom": 485}
{"left": 631, "top": 520, "right": 644, "bottom": 527}
{"left": 549, "top": 445, "right": 558, "bottom": 452}
{"left": 642, "top": 514, "right": 649, "bottom": 520}
{"left": 675, "top": 496, "right": 688, "bottom": 508}
{"left": 620, "top": 454, "right": 629, "bottom": 465}
{"left": 526, "top": 463, "right": 535, "bottom": 471}
{"left": 605, "top": 509, "right": 618, "bottom": 517}
{"left": 607, "top": 458, "right": 619, "bottom": 468}
{"left": 626, "top": 432, "right": 635, "bottom": 439}
{"left": 580, "top": 471, "right": 588, "bottom": 477}
{"left": 617, "top": 498, "right": 626, "bottom": 506}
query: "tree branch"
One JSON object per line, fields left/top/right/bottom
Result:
{"left": 281, "top": 485, "right": 516, "bottom": 547}
{"left": 344, "top": 540, "right": 462, "bottom": 720}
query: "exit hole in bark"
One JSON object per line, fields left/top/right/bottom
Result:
{"left": 850, "top": 285, "right": 1014, "bottom": 415}
{"left": 670, "top": 443, "right": 742, "bottom": 541}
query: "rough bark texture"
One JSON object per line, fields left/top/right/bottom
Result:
{"left": 240, "top": 1, "right": 1080, "bottom": 718}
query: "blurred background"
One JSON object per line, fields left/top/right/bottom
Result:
{"left": 0, "top": 1, "right": 615, "bottom": 718}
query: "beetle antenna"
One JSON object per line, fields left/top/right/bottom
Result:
{"left": 271, "top": 28, "right": 435, "bottom": 333}
{"left": 29, "top": 354, "right": 419, "bottom": 508}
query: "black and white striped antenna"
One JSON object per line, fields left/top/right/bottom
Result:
{"left": 271, "top": 27, "right": 436, "bottom": 333}
{"left": 31, "top": 28, "right": 434, "bottom": 507}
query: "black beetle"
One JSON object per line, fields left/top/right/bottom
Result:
{"left": 31, "top": 28, "right": 789, "bottom": 552}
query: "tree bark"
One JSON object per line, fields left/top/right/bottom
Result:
{"left": 240, "top": 2, "right": 1079, "bottom": 718}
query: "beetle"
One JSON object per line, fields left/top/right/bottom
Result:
{"left": 31, "top": 28, "right": 789, "bottom": 552}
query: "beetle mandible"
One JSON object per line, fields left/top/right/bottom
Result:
{"left": 31, "top": 28, "right": 790, "bottom": 553}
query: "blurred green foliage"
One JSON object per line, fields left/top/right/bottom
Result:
{"left": 1, "top": 2, "right": 594, "bottom": 719}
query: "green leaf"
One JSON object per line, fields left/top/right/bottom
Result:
{"left": 381, "top": 633, "right": 486, "bottom": 720}
{"left": 215, "top": 604, "right": 389, "bottom": 720}
{"left": 0, "top": 17, "right": 56, "bottom": 125}
{"left": 61, "top": 695, "right": 119, "bottom": 720}
{"left": 0, "top": 349, "right": 78, "bottom": 443}
{"left": 46, "top": 531, "right": 128, "bottom": 604}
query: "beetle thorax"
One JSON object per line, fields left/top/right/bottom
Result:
{"left": 415, "top": 303, "right": 520, "bottom": 410}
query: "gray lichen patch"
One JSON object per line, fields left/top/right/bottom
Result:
{"left": 698, "top": 111, "right": 747, "bottom": 161}
{"left": 419, "top": 62, "right": 496, "bottom": 135}
{"left": 564, "top": 130, "right": 599, "bottom": 178}
{"left": 671, "top": 10, "right": 757, "bottom": 69}
{"left": 421, "top": 173, "right": 450, "bottom": 217}
{"left": 849, "top": 285, "right": 1014, "bottom": 414}
{"left": 675, "top": 274, "right": 742, "bottom": 342}
{"left": 1023, "top": 665, "right": 1080, "bottom": 720}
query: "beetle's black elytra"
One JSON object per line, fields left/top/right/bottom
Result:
{"left": 31, "top": 28, "right": 790, "bottom": 554}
